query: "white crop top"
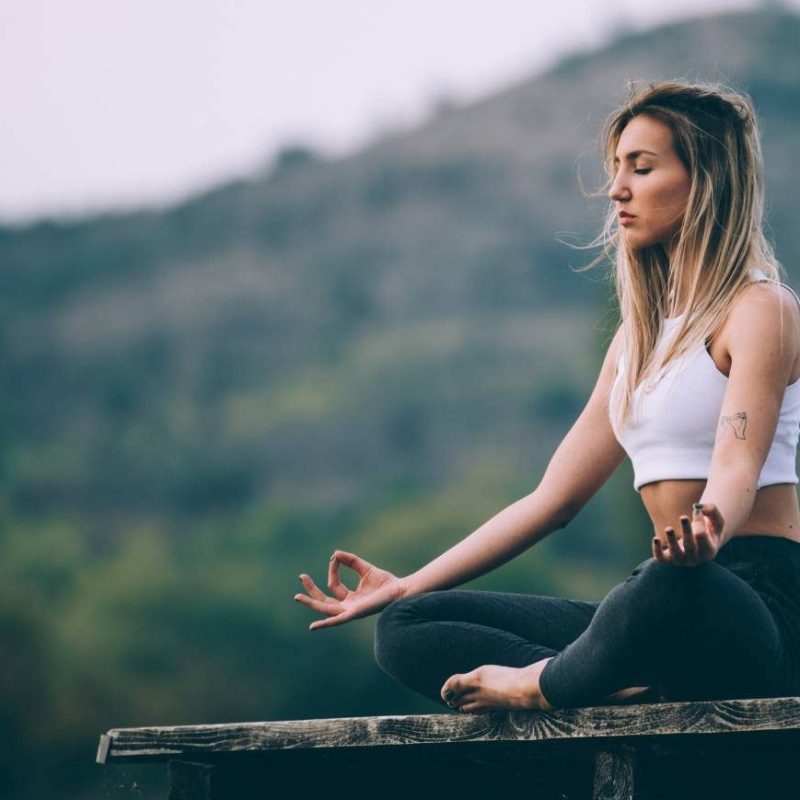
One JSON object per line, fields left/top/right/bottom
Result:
{"left": 611, "top": 268, "right": 800, "bottom": 492}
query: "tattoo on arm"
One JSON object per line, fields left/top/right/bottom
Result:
{"left": 718, "top": 411, "right": 747, "bottom": 440}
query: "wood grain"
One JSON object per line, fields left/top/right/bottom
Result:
{"left": 592, "top": 747, "right": 635, "bottom": 800}
{"left": 98, "top": 696, "right": 800, "bottom": 764}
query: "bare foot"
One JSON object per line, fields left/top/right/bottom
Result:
{"left": 440, "top": 658, "right": 555, "bottom": 713}
{"left": 440, "top": 660, "right": 655, "bottom": 714}
{"left": 606, "top": 685, "right": 654, "bottom": 704}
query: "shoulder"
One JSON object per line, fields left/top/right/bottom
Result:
{"left": 602, "top": 323, "right": 625, "bottom": 371}
{"left": 726, "top": 280, "right": 800, "bottom": 341}
{"left": 609, "top": 323, "right": 627, "bottom": 356}
{"left": 725, "top": 279, "right": 800, "bottom": 370}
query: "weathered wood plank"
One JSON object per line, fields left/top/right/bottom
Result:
{"left": 98, "top": 696, "right": 800, "bottom": 764}
{"left": 592, "top": 747, "right": 635, "bottom": 800}
{"left": 97, "top": 734, "right": 111, "bottom": 764}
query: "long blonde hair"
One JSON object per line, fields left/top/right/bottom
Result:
{"left": 582, "top": 80, "right": 785, "bottom": 432}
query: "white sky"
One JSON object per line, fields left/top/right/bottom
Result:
{"left": 0, "top": 0, "right": 785, "bottom": 224}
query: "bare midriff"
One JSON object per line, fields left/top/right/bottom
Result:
{"left": 641, "top": 479, "right": 800, "bottom": 545}
{"left": 639, "top": 289, "right": 800, "bottom": 546}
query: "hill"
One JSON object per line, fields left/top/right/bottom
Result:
{"left": 1, "top": 8, "right": 799, "bottom": 798}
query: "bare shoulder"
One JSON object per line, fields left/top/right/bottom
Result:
{"left": 606, "top": 322, "right": 625, "bottom": 361}
{"left": 724, "top": 279, "right": 800, "bottom": 369}
{"left": 726, "top": 279, "right": 800, "bottom": 340}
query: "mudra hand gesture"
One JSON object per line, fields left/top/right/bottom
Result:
{"left": 295, "top": 550, "right": 408, "bottom": 630}
{"left": 652, "top": 502, "right": 725, "bottom": 567}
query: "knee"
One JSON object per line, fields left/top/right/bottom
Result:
{"left": 628, "top": 556, "right": 711, "bottom": 589}
{"left": 373, "top": 594, "right": 430, "bottom": 672}
{"left": 619, "top": 557, "right": 709, "bottom": 627}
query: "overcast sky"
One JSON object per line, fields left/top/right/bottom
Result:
{"left": 0, "top": 0, "right": 788, "bottom": 224}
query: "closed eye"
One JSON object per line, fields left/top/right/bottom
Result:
{"left": 634, "top": 168, "right": 652, "bottom": 174}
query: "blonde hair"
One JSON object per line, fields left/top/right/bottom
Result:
{"left": 580, "top": 80, "right": 784, "bottom": 432}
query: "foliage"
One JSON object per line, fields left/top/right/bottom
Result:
{"left": 0, "top": 8, "right": 798, "bottom": 798}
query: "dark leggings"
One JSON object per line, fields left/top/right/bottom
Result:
{"left": 374, "top": 535, "right": 800, "bottom": 709}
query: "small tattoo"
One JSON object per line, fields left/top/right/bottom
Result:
{"left": 718, "top": 412, "right": 747, "bottom": 440}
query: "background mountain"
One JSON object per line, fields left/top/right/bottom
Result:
{"left": 2, "top": 8, "right": 799, "bottom": 798}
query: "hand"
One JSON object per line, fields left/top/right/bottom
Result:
{"left": 294, "top": 550, "right": 408, "bottom": 630}
{"left": 652, "top": 503, "right": 724, "bottom": 567}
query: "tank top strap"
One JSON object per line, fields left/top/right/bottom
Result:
{"left": 780, "top": 282, "right": 800, "bottom": 312}
{"left": 748, "top": 267, "right": 800, "bottom": 312}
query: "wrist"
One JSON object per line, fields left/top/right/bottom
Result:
{"left": 397, "top": 575, "right": 416, "bottom": 599}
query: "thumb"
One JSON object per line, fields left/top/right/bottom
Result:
{"left": 700, "top": 504, "right": 724, "bottom": 532}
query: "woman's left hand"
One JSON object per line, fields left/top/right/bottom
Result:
{"left": 652, "top": 502, "right": 725, "bottom": 567}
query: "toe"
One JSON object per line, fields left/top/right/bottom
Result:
{"left": 441, "top": 674, "right": 467, "bottom": 705}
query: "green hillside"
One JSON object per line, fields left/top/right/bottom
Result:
{"left": 1, "top": 8, "right": 799, "bottom": 798}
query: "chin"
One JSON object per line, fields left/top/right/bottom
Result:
{"left": 622, "top": 232, "right": 661, "bottom": 252}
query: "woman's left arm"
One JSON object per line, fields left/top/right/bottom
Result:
{"left": 655, "top": 283, "right": 800, "bottom": 565}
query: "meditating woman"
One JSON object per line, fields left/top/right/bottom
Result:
{"left": 294, "top": 80, "right": 800, "bottom": 713}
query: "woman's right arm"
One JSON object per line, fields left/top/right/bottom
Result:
{"left": 296, "top": 326, "right": 627, "bottom": 628}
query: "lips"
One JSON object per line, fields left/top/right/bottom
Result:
{"left": 619, "top": 212, "right": 635, "bottom": 220}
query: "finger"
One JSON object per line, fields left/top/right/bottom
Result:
{"left": 327, "top": 554, "right": 349, "bottom": 601}
{"left": 309, "top": 609, "right": 356, "bottom": 631}
{"left": 294, "top": 593, "right": 341, "bottom": 615}
{"left": 332, "top": 550, "right": 373, "bottom": 574}
{"left": 700, "top": 502, "right": 721, "bottom": 522}
{"left": 680, "top": 516, "right": 698, "bottom": 560}
{"left": 299, "top": 574, "right": 328, "bottom": 602}
{"left": 665, "top": 527, "right": 683, "bottom": 562}
{"left": 701, "top": 506, "right": 722, "bottom": 538}
{"left": 652, "top": 537, "right": 669, "bottom": 563}
{"left": 694, "top": 529, "right": 716, "bottom": 561}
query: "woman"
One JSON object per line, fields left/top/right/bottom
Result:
{"left": 294, "top": 80, "right": 800, "bottom": 713}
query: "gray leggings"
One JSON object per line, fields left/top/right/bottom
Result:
{"left": 373, "top": 535, "right": 800, "bottom": 709}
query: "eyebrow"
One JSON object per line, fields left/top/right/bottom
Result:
{"left": 613, "top": 149, "right": 659, "bottom": 163}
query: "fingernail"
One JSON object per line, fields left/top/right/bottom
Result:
{"left": 330, "top": 553, "right": 336, "bottom": 561}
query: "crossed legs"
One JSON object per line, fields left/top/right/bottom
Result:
{"left": 374, "top": 557, "right": 787, "bottom": 711}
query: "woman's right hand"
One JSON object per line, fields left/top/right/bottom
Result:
{"left": 294, "top": 550, "right": 409, "bottom": 630}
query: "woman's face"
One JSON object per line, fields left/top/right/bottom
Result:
{"left": 609, "top": 114, "right": 692, "bottom": 255}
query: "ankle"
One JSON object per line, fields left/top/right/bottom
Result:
{"left": 522, "top": 657, "right": 555, "bottom": 711}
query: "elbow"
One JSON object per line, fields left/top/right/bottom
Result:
{"left": 548, "top": 503, "right": 580, "bottom": 533}
{"left": 523, "top": 488, "right": 574, "bottom": 537}
{"left": 708, "top": 459, "right": 761, "bottom": 491}
{"left": 702, "top": 461, "right": 760, "bottom": 513}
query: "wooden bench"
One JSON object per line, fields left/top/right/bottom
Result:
{"left": 97, "top": 697, "right": 800, "bottom": 799}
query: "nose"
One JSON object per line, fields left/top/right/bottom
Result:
{"left": 608, "top": 171, "right": 631, "bottom": 203}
